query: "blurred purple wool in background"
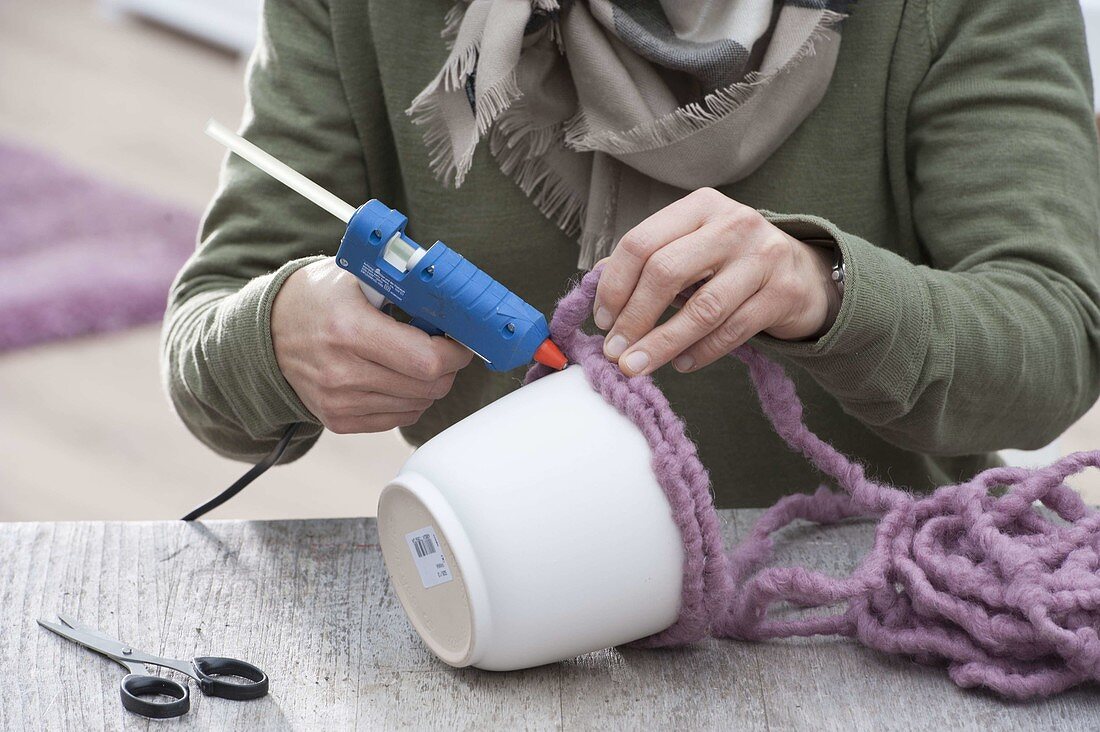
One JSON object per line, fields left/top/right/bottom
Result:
{"left": 0, "top": 142, "right": 199, "bottom": 352}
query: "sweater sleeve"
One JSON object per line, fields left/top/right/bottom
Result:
{"left": 160, "top": 0, "right": 369, "bottom": 462}
{"left": 754, "top": 0, "right": 1100, "bottom": 455}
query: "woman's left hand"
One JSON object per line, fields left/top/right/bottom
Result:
{"left": 593, "top": 187, "right": 839, "bottom": 377}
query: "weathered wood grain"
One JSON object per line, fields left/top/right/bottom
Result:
{"left": 1, "top": 514, "right": 1098, "bottom": 731}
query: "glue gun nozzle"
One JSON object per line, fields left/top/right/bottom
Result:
{"left": 533, "top": 339, "right": 568, "bottom": 370}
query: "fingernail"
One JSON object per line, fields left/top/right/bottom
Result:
{"left": 673, "top": 355, "right": 695, "bottom": 372}
{"left": 622, "top": 350, "right": 650, "bottom": 374}
{"left": 605, "top": 333, "right": 629, "bottom": 358}
{"left": 594, "top": 306, "right": 613, "bottom": 330}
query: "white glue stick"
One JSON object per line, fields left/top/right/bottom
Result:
{"left": 204, "top": 119, "right": 356, "bottom": 223}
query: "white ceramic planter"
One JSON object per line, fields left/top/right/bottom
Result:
{"left": 377, "top": 366, "right": 684, "bottom": 671}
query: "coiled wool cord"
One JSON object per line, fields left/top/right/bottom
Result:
{"left": 526, "top": 267, "right": 1100, "bottom": 700}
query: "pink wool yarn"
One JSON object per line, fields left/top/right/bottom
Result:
{"left": 526, "top": 267, "right": 1100, "bottom": 700}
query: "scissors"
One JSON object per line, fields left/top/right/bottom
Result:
{"left": 37, "top": 614, "right": 269, "bottom": 719}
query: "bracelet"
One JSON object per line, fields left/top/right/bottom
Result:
{"left": 804, "top": 238, "right": 844, "bottom": 339}
{"left": 829, "top": 244, "right": 846, "bottom": 299}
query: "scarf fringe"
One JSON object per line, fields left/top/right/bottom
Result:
{"left": 577, "top": 230, "right": 613, "bottom": 269}
{"left": 473, "top": 70, "right": 524, "bottom": 136}
{"left": 494, "top": 105, "right": 560, "bottom": 159}
{"left": 489, "top": 112, "right": 586, "bottom": 240}
{"left": 406, "top": 26, "right": 484, "bottom": 185}
{"left": 487, "top": 106, "right": 619, "bottom": 267}
{"left": 563, "top": 10, "right": 846, "bottom": 157}
{"left": 408, "top": 69, "right": 525, "bottom": 187}
{"left": 410, "top": 1, "right": 574, "bottom": 188}
{"left": 534, "top": 0, "right": 566, "bottom": 49}
{"left": 407, "top": 90, "right": 475, "bottom": 187}
{"left": 576, "top": 164, "right": 619, "bottom": 267}
{"left": 408, "top": 13, "right": 528, "bottom": 186}
{"left": 444, "top": 41, "right": 481, "bottom": 94}
{"left": 440, "top": 2, "right": 466, "bottom": 44}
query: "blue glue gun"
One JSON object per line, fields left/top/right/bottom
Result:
{"left": 334, "top": 200, "right": 566, "bottom": 372}
{"left": 204, "top": 120, "right": 567, "bottom": 373}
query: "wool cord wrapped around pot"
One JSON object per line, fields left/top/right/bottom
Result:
{"left": 525, "top": 267, "right": 1100, "bottom": 700}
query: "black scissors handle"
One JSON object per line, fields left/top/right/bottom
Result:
{"left": 120, "top": 673, "right": 190, "bottom": 719}
{"left": 192, "top": 656, "right": 269, "bottom": 700}
{"left": 117, "top": 657, "right": 266, "bottom": 719}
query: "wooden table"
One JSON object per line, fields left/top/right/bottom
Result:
{"left": 2, "top": 514, "right": 1097, "bottom": 730}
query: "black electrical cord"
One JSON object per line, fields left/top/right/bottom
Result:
{"left": 181, "top": 423, "right": 302, "bottom": 521}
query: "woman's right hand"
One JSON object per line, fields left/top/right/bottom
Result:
{"left": 271, "top": 258, "right": 474, "bottom": 433}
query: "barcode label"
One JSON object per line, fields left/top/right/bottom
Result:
{"left": 411, "top": 533, "right": 436, "bottom": 558}
{"left": 404, "top": 526, "right": 453, "bottom": 589}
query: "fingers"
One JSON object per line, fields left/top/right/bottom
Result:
{"left": 593, "top": 189, "right": 719, "bottom": 329}
{"left": 602, "top": 224, "right": 738, "bottom": 368}
{"left": 308, "top": 362, "right": 460, "bottom": 435}
{"left": 585, "top": 187, "right": 815, "bottom": 376}
{"left": 339, "top": 306, "right": 475, "bottom": 379}
{"left": 313, "top": 360, "right": 459, "bottom": 401}
{"left": 410, "top": 335, "right": 476, "bottom": 380}
{"left": 325, "top": 391, "right": 435, "bottom": 417}
{"left": 373, "top": 366, "right": 459, "bottom": 401}
{"left": 675, "top": 291, "right": 785, "bottom": 372}
{"left": 616, "top": 263, "right": 767, "bottom": 376}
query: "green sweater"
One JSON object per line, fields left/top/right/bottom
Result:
{"left": 161, "top": 0, "right": 1100, "bottom": 508}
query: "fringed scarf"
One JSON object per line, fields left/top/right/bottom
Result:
{"left": 407, "top": 0, "right": 850, "bottom": 267}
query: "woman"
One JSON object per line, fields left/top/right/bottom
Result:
{"left": 162, "top": 0, "right": 1100, "bottom": 508}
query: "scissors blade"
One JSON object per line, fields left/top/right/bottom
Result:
{"left": 56, "top": 614, "right": 138, "bottom": 648}
{"left": 38, "top": 618, "right": 150, "bottom": 675}
{"left": 38, "top": 616, "right": 137, "bottom": 660}
{"left": 52, "top": 614, "right": 196, "bottom": 678}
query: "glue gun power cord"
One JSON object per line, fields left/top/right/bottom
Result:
{"left": 181, "top": 423, "right": 301, "bottom": 521}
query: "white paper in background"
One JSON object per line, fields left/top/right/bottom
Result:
{"left": 405, "top": 526, "right": 454, "bottom": 589}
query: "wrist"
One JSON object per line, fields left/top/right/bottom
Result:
{"left": 805, "top": 238, "right": 843, "bottom": 339}
{"left": 266, "top": 257, "right": 328, "bottom": 418}
{"left": 233, "top": 257, "right": 325, "bottom": 428}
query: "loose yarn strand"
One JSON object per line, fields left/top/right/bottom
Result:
{"left": 527, "top": 268, "right": 1100, "bottom": 700}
